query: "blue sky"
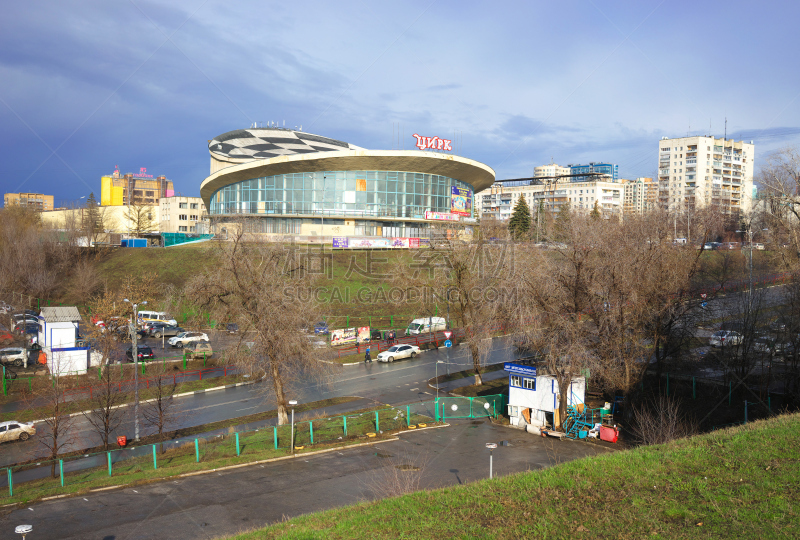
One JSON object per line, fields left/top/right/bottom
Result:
{"left": 1, "top": 1, "right": 799, "bottom": 205}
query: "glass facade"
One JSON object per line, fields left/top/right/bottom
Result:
{"left": 209, "top": 170, "right": 473, "bottom": 219}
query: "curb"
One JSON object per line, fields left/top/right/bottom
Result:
{"left": 26, "top": 379, "right": 259, "bottom": 427}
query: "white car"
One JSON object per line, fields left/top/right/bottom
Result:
{"left": 0, "top": 420, "right": 36, "bottom": 443}
{"left": 709, "top": 330, "right": 743, "bottom": 347}
{"left": 376, "top": 344, "right": 420, "bottom": 363}
{"left": 0, "top": 347, "right": 26, "bottom": 367}
{"left": 168, "top": 331, "right": 209, "bottom": 348}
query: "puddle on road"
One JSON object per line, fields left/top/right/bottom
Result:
{"left": 396, "top": 464, "right": 420, "bottom": 471}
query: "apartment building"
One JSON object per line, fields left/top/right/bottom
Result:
{"left": 160, "top": 196, "right": 208, "bottom": 233}
{"left": 623, "top": 177, "right": 658, "bottom": 215}
{"left": 4, "top": 192, "right": 54, "bottom": 211}
{"left": 476, "top": 180, "right": 623, "bottom": 221}
{"left": 657, "top": 136, "right": 754, "bottom": 214}
{"left": 101, "top": 169, "right": 174, "bottom": 206}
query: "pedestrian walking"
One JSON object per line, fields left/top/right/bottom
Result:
{"left": 364, "top": 345, "right": 372, "bottom": 363}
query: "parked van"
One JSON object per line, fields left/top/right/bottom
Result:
{"left": 137, "top": 311, "right": 178, "bottom": 327}
{"left": 406, "top": 317, "right": 447, "bottom": 335}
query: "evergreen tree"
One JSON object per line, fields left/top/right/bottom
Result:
{"left": 590, "top": 200, "right": 601, "bottom": 220}
{"left": 508, "top": 195, "right": 532, "bottom": 240}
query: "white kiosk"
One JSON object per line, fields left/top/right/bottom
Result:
{"left": 504, "top": 362, "right": 585, "bottom": 429}
{"left": 38, "top": 306, "right": 91, "bottom": 376}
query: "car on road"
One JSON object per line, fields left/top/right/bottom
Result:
{"left": 149, "top": 324, "right": 184, "bottom": 339}
{"left": 226, "top": 323, "right": 239, "bottom": 335}
{"left": 376, "top": 344, "right": 420, "bottom": 363}
{"left": 0, "top": 302, "right": 13, "bottom": 314}
{"left": 753, "top": 243, "right": 766, "bottom": 250}
{"left": 314, "top": 321, "right": 329, "bottom": 335}
{"left": 0, "top": 347, "right": 26, "bottom": 367}
{"left": 126, "top": 346, "right": 155, "bottom": 361}
{"left": 709, "top": 330, "right": 743, "bottom": 347}
{"left": 184, "top": 341, "right": 213, "bottom": 360}
{"left": 168, "top": 331, "right": 209, "bottom": 348}
{"left": 0, "top": 420, "right": 36, "bottom": 443}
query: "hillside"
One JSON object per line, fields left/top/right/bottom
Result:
{"left": 225, "top": 414, "right": 800, "bottom": 539}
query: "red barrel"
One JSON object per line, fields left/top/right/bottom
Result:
{"left": 599, "top": 426, "right": 619, "bottom": 443}
{"left": 117, "top": 435, "right": 128, "bottom": 447}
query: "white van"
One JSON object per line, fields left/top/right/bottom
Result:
{"left": 137, "top": 310, "right": 178, "bottom": 327}
{"left": 406, "top": 317, "right": 447, "bottom": 335}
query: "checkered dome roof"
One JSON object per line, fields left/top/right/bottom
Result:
{"left": 209, "top": 128, "right": 363, "bottom": 161}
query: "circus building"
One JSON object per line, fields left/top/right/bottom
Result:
{"left": 200, "top": 127, "right": 495, "bottom": 241}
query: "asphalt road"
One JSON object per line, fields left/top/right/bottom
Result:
{"left": 0, "top": 419, "right": 615, "bottom": 540}
{"left": 0, "top": 337, "right": 519, "bottom": 469}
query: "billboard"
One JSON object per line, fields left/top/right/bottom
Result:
{"left": 357, "top": 327, "right": 371, "bottom": 343}
{"left": 330, "top": 327, "right": 357, "bottom": 346}
{"left": 332, "top": 237, "right": 349, "bottom": 248}
{"left": 451, "top": 186, "right": 472, "bottom": 216}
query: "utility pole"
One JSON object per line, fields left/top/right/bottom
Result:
{"left": 124, "top": 298, "right": 147, "bottom": 441}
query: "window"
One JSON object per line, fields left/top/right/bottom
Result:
{"left": 179, "top": 202, "right": 188, "bottom": 209}
{"left": 178, "top": 226, "right": 188, "bottom": 232}
{"left": 510, "top": 375, "right": 521, "bottom": 387}
{"left": 190, "top": 203, "right": 199, "bottom": 209}
{"left": 179, "top": 214, "right": 187, "bottom": 220}
{"left": 190, "top": 215, "right": 198, "bottom": 221}
{"left": 523, "top": 378, "right": 536, "bottom": 390}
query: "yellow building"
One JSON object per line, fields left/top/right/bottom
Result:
{"left": 101, "top": 169, "right": 174, "bottom": 206}
{"left": 4, "top": 192, "right": 54, "bottom": 211}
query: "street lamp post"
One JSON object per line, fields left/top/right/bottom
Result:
{"left": 486, "top": 442, "right": 497, "bottom": 479}
{"left": 289, "top": 399, "right": 298, "bottom": 454}
{"left": 124, "top": 298, "right": 147, "bottom": 441}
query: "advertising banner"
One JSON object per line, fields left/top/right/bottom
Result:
{"left": 391, "top": 237, "right": 410, "bottom": 248}
{"left": 424, "top": 210, "right": 460, "bottom": 221}
{"left": 330, "top": 327, "right": 357, "bottom": 346}
{"left": 352, "top": 237, "right": 392, "bottom": 248}
{"left": 332, "top": 237, "right": 349, "bottom": 248}
{"left": 357, "top": 327, "right": 371, "bottom": 343}
{"left": 419, "top": 238, "right": 431, "bottom": 248}
{"left": 451, "top": 186, "right": 472, "bottom": 216}
{"left": 409, "top": 237, "right": 420, "bottom": 248}
{"left": 504, "top": 363, "right": 538, "bottom": 376}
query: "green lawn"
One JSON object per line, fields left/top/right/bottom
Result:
{"left": 224, "top": 413, "right": 800, "bottom": 540}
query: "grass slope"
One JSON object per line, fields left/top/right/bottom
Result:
{"left": 226, "top": 413, "right": 800, "bottom": 540}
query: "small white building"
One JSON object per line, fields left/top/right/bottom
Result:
{"left": 504, "top": 362, "right": 585, "bottom": 429}
{"left": 38, "top": 306, "right": 91, "bottom": 376}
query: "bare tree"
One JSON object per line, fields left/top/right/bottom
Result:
{"left": 185, "top": 225, "right": 336, "bottom": 425}
{"left": 83, "top": 366, "right": 127, "bottom": 450}
{"left": 404, "top": 225, "right": 513, "bottom": 385}
{"left": 125, "top": 203, "right": 156, "bottom": 238}
{"left": 33, "top": 358, "right": 78, "bottom": 477}
{"left": 630, "top": 395, "right": 697, "bottom": 446}
{"left": 140, "top": 362, "right": 180, "bottom": 451}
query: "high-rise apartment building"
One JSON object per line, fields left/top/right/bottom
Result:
{"left": 657, "top": 136, "right": 754, "bottom": 214}
{"left": 101, "top": 168, "right": 174, "bottom": 206}
{"left": 4, "top": 192, "right": 54, "bottom": 211}
{"left": 623, "top": 177, "right": 658, "bottom": 215}
{"left": 567, "top": 162, "right": 618, "bottom": 183}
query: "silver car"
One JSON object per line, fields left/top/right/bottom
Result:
{"left": 376, "top": 344, "right": 420, "bottom": 363}
{"left": 0, "top": 420, "right": 36, "bottom": 443}
{"left": 0, "top": 347, "right": 26, "bottom": 367}
{"left": 709, "top": 330, "right": 742, "bottom": 347}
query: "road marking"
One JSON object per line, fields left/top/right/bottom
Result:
{"left": 410, "top": 388, "right": 419, "bottom": 391}
{"left": 235, "top": 406, "right": 259, "bottom": 412}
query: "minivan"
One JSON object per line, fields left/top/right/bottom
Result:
{"left": 406, "top": 317, "right": 447, "bottom": 335}
{"left": 137, "top": 311, "right": 178, "bottom": 327}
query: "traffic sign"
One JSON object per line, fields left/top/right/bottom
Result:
{"left": 444, "top": 340, "right": 452, "bottom": 348}
{"left": 443, "top": 330, "right": 452, "bottom": 339}
{"left": 701, "top": 302, "right": 708, "bottom": 308}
